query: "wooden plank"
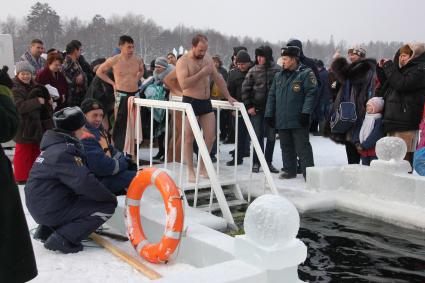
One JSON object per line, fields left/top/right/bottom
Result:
{"left": 90, "top": 233, "right": 162, "bottom": 280}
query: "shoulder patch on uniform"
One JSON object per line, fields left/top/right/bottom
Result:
{"left": 308, "top": 71, "right": 317, "bottom": 86}
{"left": 74, "top": 156, "right": 84, "bottom": 166}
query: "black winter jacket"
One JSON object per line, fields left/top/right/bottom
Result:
{"left": 25, "top": 130, "right": 117, "bottom": 223}
{"left": 377, "top": 52, "right": 425, "bottom": 133}
{"left": 0, "top": 88, "right": 37, "bottom": 282}
{"left": 227, "top": 65, "right": 252, "bottom": 101}
{"left": 241, "top": 62, "right": 281, "bottom": 111}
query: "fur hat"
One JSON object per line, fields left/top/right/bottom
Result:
{"left": 281, "top": 46, "right": 301, "bottom": 58}
{"left": 15, "top": 61, "right": 34, "bottom": 75}
{"left": 53, "top": 107, "right": 86, "bottom": 132}
{"left": 348, "top": 45, "right": 366, "bottom": 58}
{"left": 155, "top": 57, "right": 168, "bottom": 69}
{"left": 80, "top": 98, "right": 104, "bottom": 114}
{"left": 366, "top": 97, "right": 384, "bottom": 114}
{"left": 236, "top": 50, "right": 251, "bottom": 63}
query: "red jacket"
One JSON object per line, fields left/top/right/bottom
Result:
{"left": 36, "top": 67, "right": 69, "bottom": 110}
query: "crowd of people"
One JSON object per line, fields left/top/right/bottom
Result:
{"left": 1, "top": 33, "right": 425, "bottom": 281}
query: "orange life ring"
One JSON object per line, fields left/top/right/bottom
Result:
{"left": 125, "top": 167, "right": 184, "bottom": 264}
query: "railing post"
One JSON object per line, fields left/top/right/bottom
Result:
{"left": 185, "top": 106, "right": 236, "bottom": 228}
{"left": 164, "top": 107, "right": 169, "bottom": 169}
{"left": 149, "top": 106, "right": 154, "bottom": 167}
{"left": 136, "top": 105, "right": 141, "bottom": 170}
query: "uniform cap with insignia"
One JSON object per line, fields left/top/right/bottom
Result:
{"left": 53, "top": 106, "right": 86, "bottom": 132}
{"left": 80, "top": 98, "right": 104, "bottom": 114}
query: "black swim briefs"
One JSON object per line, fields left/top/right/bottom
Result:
{"left": 182, "top": 96, "right": 213, "bottom": 116}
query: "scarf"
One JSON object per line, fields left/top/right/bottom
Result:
{"left": 359, "top": 113, "right": 382, "bottom": 144}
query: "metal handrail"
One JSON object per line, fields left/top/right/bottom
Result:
{"left": 170, "top": 96, "right": 279, "bottom": 198}
{"left": 133, "top": 98, "right": 237, "bottom": 229}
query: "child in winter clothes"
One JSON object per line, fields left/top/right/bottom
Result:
{"left": 413, "top": 107, "right": 425, "bottom": 175}
{"left": 356, "top": 97, "right": 385, "bottom": 165}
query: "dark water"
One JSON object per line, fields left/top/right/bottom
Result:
{"left": 298, "top": 211, "right": 425, "bottom": 283}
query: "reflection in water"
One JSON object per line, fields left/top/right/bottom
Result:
{"left": 298, "top": 211, "right": 425, "bottom": 283}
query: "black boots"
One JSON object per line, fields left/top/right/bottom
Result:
{"left": 44, "top": 232, "right": 83, "bottom": 254}
{"left": 33, "top": 225, "right": 54, "bottom": 243}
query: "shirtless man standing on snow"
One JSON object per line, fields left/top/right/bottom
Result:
{"left": 96, "top": 35, "right": 144, "bottom": 151}
{"left": 176, "top": 34, "right": 236, "bottom": 182}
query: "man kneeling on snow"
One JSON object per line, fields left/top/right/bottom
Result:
{"left": 80, "top": 98, "right": 137, "bottom": 195}
{"left": 25, "top": 107, "right": 117, "bottom": 253}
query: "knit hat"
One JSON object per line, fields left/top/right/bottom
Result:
{"left": 366, "top": 97, "right": 384, "bottom": 114}
{"left": 155, "top": 57, "right": 168, "bottom": 69}
{"left": 236, "top": 50, "right": 251, "bottom": 63}
{"left": 15, "top": 61, "right": 35, "bottom": 75}
{"left": 80, "top": 98, "right": 104, "bottom": 114}
{"left": 348, "top": 45, "right": 366, "bottom": 58}
{"left": 233, "top": 46, "right": 247, "bottom": 57}
{"left": 281, "top": 46, "right": 301, "bottom": 58}
{"left": 0, "top": 65, "right": 13, "bottom": 89}
{"left": 53, "top": 107, "right": 86, "bottom": 132}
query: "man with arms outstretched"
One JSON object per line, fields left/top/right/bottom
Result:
{"left": 176, "top": 34, "right": 236, "bottom": 182}
{"left": 96, "top": 35, "right": 144, "bottom": 151}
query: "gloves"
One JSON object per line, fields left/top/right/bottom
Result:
{"left": 299, "top": 113, "right": 310, "bottom": 128}
{"left": 265, "top": 117, "right": 275, "bottom": 128}
{"left": 125, "top": 156, "right": 138, "bottom": 171}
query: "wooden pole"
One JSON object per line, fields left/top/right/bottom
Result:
{"left": 90, "top": 233, "right": 162, "bottom": 280}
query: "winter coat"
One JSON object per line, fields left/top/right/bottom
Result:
{"left": 326, "top": 57, "right": 376, "bottom": 144}
{"left": 377, "top": 47, "right": 425, "bottom": 133}
{"left": 20, "top": 51, "right": 46, "bottom": 75}
{"left": 264, "top": 64, "right": 318, "bottom": 129}
{"left": 36, "top": 66, "right": 69, "bottom": 110}
{"left": 0, "top": 86, "right": 38, "bottom": 282}
{"left": 210, "top": 66, "right": 228, "bottom": 100}
{"left": 25, "top": 129, "right": 117, "bottom": 224}
{"left": 227, "top": 65, "right": 252, "bottom": 101}
{"left": 241, "top": 62, "right": 282, "bottom": 112}
{"left": 80, "top": 124, "right": 129, "bottom": 177}
{"left": 63, "top": 55, "right": 87, "bottom": 106}
{"left": 86, "top": 74, "right": 115, "bottom": 115}
{"left": 318, "top": 68, "right": 331, "bottom": 104}
{"left": 359, "top": 116, "right": 383, "bottom": 150}
{"left": 12, "top": 78, "right": 54, "bottom": 144}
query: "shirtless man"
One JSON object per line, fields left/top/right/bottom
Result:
{"left": 176, "top": 34, "right": 237, "bottom": 182}
{"left": 96, "top": 35, "right": 144, "bottom": 151}
{"left": 164, "top": 69, "right": 183, "bottom": 162}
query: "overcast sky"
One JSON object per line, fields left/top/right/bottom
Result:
{"left": 2, "top": 0, "right": 424, "bottom": 44}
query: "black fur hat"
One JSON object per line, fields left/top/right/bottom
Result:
{"left": 53, "top": 107, "right": 86, "bottom": 132}
{"left": 330, "top": 57, "right": 350, "bottom": 83}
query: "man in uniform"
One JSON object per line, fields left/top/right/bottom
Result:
{"left": 80, "top": 98, "right": 137, "bottom": 195}
{"left": 96, "top": 35, "right": 144, "bottom": 151}
{"left": 176, "top": 34, "right": 236, "bottom": 182}
{"left": 25, "top": 107, "right": 117, "bottom": 253}
{"left": 265, "top": 46, "right": 317, "bottom": 179}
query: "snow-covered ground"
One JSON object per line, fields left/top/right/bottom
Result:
{"left": 17, "top": 135, "right": 424, "bottom": 282}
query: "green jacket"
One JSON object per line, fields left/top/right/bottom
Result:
{"left": 265, "top": 64, "right": 317, "bottom": 129}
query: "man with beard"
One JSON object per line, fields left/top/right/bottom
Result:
{"left": 176, "top": 34, "right": 236, "bottom": 182}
